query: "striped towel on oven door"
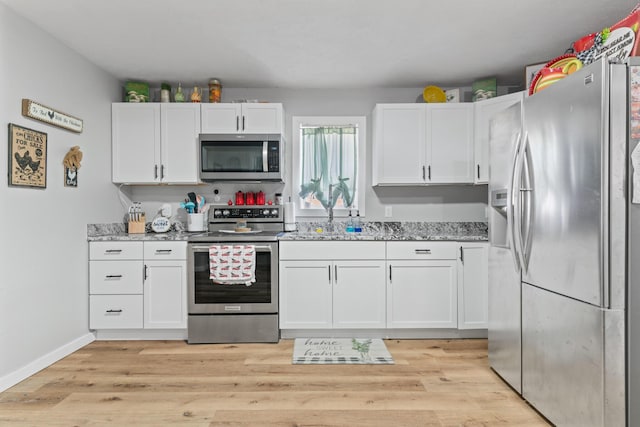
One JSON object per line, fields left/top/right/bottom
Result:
{"left": 209, "top": 245, "right": 256, "bottom": 286}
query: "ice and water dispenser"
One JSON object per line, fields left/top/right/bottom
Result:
{"left": 489, "top": 188, "right": 509, "bottom": 248}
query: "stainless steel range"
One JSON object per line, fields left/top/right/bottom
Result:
{"left": 187, "top": 206, "right": 282, "bottom": 344}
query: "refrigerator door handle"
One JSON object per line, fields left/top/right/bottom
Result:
{"left": 520, "top": 137, "right": 534, "bottom": 270}
{"left": 507, "top": 131, "right": 523, "bottom": 272}
{"left": 512, "top": 131, "right": 531, "bottom": 273}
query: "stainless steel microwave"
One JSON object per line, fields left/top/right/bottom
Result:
{"left": 199, "top": 133, "right": 283, "bottom": 182}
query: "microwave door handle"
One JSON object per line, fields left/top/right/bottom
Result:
{"left": 262, "top": 141, "right": 269, "bottom": 172}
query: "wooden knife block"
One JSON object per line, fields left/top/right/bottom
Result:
{"left": 128, "top": 215, "right": 146, "bottom": 234}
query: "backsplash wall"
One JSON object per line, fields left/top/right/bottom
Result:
{"left": 126, "top": 86, "right": 503, "bottom": 225}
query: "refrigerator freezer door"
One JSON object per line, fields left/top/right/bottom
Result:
{"left": 488, "top": 101, "right": 523, "bottom": 393}
{"left": 522, "top": 283, "right": 624, "bottom": 426}
{"left": 521, "top": 60, "right": 606, "bottom": 307}
{"left": 488, "top": 245, "right": 522, "bottom": 393}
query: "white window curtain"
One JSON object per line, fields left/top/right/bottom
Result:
{"left": 298, "top": 125, "right": 358, "bottom": 210}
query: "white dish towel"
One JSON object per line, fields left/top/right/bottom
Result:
{"left": 209, "top": 244, "right": 256, "bottom": 286}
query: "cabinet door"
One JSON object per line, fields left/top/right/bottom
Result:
{"left": 160, "top": 104, "right": 200, "bottom": 183}
{"left": 112, "top": 103, "right": 160, "bottom": 183}
{"left": 241, "top": 103, "right": 283, "bottom": 133}
{"left": 279, "top": 260, "right": 332, "bottom": 329}
{"left": 373, "top": 104, "right": 425, "bottom": 185}
{"left": 201, "top": 104, "right": 242, "bottom": 133}
{"left": 387, "top": 260, "right": 457, "bottom": 328}
{"left": 473, "top": 92, "right": 524, "bottom": 183}
{"left": 333, "top": 261, "right": 386, "bottom": 329}
{"left": 457, "top": 244, "right": 488, "bottom": 329}
{"left": 426, "top": 104, "right": 474, "bottom": 184}
{"left": 143, "top": 260, "right": 187, "bottom": 329}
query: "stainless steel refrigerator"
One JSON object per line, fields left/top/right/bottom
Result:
{"left": 488, "top": 57, "right": 640, "bottom": 426}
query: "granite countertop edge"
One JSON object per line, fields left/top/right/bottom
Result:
{"left": 87, "top": 222, "right": 488, "bottom": 242}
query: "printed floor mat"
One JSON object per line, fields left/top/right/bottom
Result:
{"left": 292, "top": 338, "right": 394, "bottom": 364}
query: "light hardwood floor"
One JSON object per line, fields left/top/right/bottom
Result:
{"left": 0, "top": 339, "right": 549, "bottom": 426}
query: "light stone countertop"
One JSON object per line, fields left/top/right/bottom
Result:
{"left": 88, "top": 221, "right": 488, "bottom": 242}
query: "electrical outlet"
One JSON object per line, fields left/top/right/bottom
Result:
{"left": 385, "top": 206, "right": 393, "bottom": 218}
{"left": 161, "top": 203, "right": 172, "bottom": 217}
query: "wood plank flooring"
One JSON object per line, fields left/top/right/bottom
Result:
{"left": 0, "top": 339, "right": 550, "bottom": 426}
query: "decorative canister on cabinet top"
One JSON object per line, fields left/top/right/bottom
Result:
{"left": 191, "top": 85, "right": 202, "bottom": 103}
{"left": 209, "top": 78, "right": 222, "bottom": 103}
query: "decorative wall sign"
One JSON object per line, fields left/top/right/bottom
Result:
{"left": 21, "top": 99, "right": 83, "bottom": 133}
{"left": 8, "top": 123, "right": 47, "bottom": 188}
{"left": 64, "top": 167, "right": 78, "bottom": 187}
{"left": 62, "top": 146, "right": 82, "bottom": 188}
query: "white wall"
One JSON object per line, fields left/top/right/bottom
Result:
{"left": 0, "top": 4, "right": 122, "bottom": 390}
{"left": 130, "top": 87, "right": 492, "bottom": 222}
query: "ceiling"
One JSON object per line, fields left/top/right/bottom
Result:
{"left": 1, "top": 0, "right": 638, "bottom": 89}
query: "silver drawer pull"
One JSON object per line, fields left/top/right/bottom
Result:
{"left": 105, "top": 249, "right": 123, "bottom": 254}
{"left": 155, "top": 249, "right": 172, "bottom": 254}
{"left": 105, "top": 275, "right": 123, "bottom": 279}
{"left": 414, "top": 249, "right": 432, "bottom": 254}
{"left": 106, "top": 309, "right": 123, "bottom": 313}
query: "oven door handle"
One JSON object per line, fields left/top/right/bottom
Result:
{"left": 190, "top": 245, "right": 272, "bottom": 252}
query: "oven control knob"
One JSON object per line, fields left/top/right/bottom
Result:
{"left": 271, "top": 209, "right": 278, "bottom": 216}
{"left": 222, "top": 210, "right": 230, "bottom": 216}
{"left": 263, "top": 209, "right": 270, "bottom": 215}
{"left": 214, "top": 210, "right": 222, "bottom": 217}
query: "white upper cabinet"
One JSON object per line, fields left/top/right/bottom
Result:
{"left": 372, "top": 104, "right": 425, "bottom": 185}
{"left": 473, "top": 91, "right": 524, "bottom": 184}
{"left": 201, "top": 103, "right": 283, "bottom": 134}
{"left": 160, "top": 103, "right": 201, "bottom": 184}
{"left": 372, "top": 103, "right": 474, "bottom": 185}
{"left": 112, "top": 103, "right": 160, "bottom": 184}
{"left": 427, "top": 104, "right": 474, "bottom": 184}
{"left": 112, "top": 103, "right": 200, "bottom": 184}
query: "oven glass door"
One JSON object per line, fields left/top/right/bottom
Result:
{"left": 188, "top": 243, "right": 278, "bottom": 314}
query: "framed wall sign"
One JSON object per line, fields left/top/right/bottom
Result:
{"left": 21, "top": 98, "right": 83, "bottom": 133}
{"left": 8, "top": 123, "right": 47, "bottom": 188}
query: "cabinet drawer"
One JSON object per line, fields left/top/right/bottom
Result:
{"left": 279, "top": 241, "right": 385, "bottom": 260}
{"left": 386, "top": 241, "right": 458, "bottom": 260}
{"left": 89, "top": 260, "right": 143, "bottom": 294}
{"left": 90, "top": 241, "right": 143, "bottom": 260}
{"left": 89, "top": 295, "right": 143, "bottom": 329}
{"left": 144, "top": 241, "right": 187, "bottom": 260}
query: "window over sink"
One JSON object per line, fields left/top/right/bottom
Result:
{"left": 292, "top": 116, "right": 366, "bottom": 217}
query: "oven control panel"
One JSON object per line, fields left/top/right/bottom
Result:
{"left": 212, "top": 207, "right": 282, "bottom": 220}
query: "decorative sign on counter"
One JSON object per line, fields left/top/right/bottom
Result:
{"left": 21, "top": 98, "right": 83, "bottom": 133}
{"left": 8, "top": 123, "right": 47, "bottom": 188}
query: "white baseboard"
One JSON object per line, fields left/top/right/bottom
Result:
{"left": 0, "top": 332, "right": 95, "bottom": 392}
{"left": 280, "top": 328, "right": 488, "bottom": 339}
{"left": 94, "top": 329, "right": 187, "bottom": 341}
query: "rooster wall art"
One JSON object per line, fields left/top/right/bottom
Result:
{"left": 9, "top": 124, "right": 47, "bottom": 188}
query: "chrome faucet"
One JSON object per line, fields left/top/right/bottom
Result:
{"left": 327, "top": 184, "right": 334, "bottom": 227}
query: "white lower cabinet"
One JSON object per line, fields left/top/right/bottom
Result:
{"left": 279, "top": 240, "right": 488, "bottom": 333}
{"left": 90, "top": 295, "right": 143, "bottom": 329}
{"left": 332, "top": 261, "right": 386, "bottom": 328}
{"left": 279, "top": 260, "right": 332, "bottom": 329}
{"left": 386, "top": 242, "right": 458, "bottom": 328}
{"left": 457, "top": 243, "right": 489, "bottom": 329}
{"left": 144, "top": 262, "right": 187, "bottom": 329}
{"left": 89, "top": 241, "right": 187, "bottom": 331}
{"left": 279, "top": 241, "right": 386, "bottom": 329}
